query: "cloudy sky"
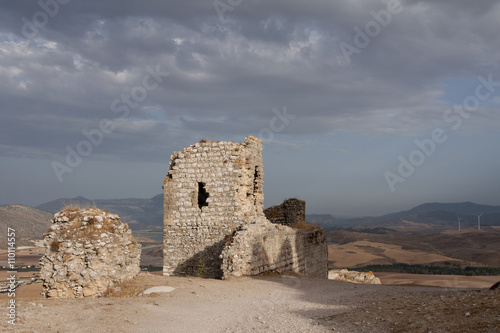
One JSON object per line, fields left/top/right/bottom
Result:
{"left": 1, "top": 0, "right": 499, "bottom": 216}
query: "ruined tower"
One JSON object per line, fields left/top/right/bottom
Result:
{"left": 264, "top": 198, "right": 306, "bottom": 226}
{"left": 163, "top": 136, "right": 267, "bottom": 278}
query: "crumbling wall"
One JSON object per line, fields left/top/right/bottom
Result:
{"left": 221, "top": 220, "right": 328, "bottom": 279}
{"left": 40, "top": 208, "right": 141, "bottom": 298}
{"left": 163, "top": 136, "right": 268, "bottom": 278}
{"left": 264, "top": 198, "right": 305, "bottom": 226}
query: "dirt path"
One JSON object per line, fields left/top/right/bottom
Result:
{"left": 2, "top": 273, "right": 499, "bottom": 333}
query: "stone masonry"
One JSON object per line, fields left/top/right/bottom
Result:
{"left": 163, "top": 136, "right": 327, "bottom": 279}
{"left": 221, "top": 220, "right": 328, "bottom": 279}
{"left": 264, "top": 198, "right": 306, "bottom": 226}
{"left": 40, "top": 208, "right": 141, "bottom": 298}
{"left": 163, "top": 136, "right": 268, "bottom": 278}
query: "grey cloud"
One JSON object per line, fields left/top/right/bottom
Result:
{"left": 1, "top": 0, "right": 499, "bottom": 164}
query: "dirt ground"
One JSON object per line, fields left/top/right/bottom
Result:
{"left": 4, "top": 271, "right": 499, "bottom": 301}
{"left": 1, "top": 272, "right": 499, "bottom": 333}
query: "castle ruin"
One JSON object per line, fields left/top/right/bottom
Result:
{"left": 40, "top": 208, "right": 141, "bottom": 298}
{"left": 264, "top": 198, "right": 306, "bottom": 226}
{"left": 163, "top": 136, "right": 327, "bottom": 279}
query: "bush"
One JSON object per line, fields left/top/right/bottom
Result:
{"left": 50, "top": 240, "right": 60, "bottom": 252}
{"left": 105, "top": 278, "right": 143, "bottom": 298}
{"left": 291, "top": 220, "right": 319, "bottom": 231}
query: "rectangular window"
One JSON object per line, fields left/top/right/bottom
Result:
{"left": 198, "top": 182, "right": 209, "bottom": 209}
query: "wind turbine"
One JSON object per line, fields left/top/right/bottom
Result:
{"left": 457, "top": 216, "right": 462, "bottom": 232}
{"left": 476, "top": 214, "right": 484, "bottom": 231}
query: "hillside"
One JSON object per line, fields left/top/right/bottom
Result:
{"left": 402, "top": 202, "right": 500, "bottom": 215}
{"left": 327, "top": 228, "right": 500, "bottom": 268}
{"left": 37, "top": 194, "right": 163, "bottom": 229}
{"left": 35, "top": 198, "right": 500, "bottom": 231}
{"left": 307, "top": 202, "right": 500, "bottom": 231}
{"left": 0, "top": 205, "right": 52, "bottom": 248}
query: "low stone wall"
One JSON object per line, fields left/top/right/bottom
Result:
{"left": 221, "top": 221, "right": 327, "bottom": 279}
{"left": 328, "top": 269, "right": 381, "bottom": 285}
{"left": 40, "top": 208, "right": 141, "bottom": 298}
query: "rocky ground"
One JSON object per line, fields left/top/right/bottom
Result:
{"left": 2, "top": 272, "right": 499, "bottom": 333}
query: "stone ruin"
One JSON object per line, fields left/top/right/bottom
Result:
{"left": 328, "top": 269, "right": 381, "bottom": 285}
{"left": 221, "top": 220, "right": 327, "bottom": 279}
{"left": 40, "top": 208, "right": 141, "bottom": 298}
{"left": 163, "top": 136, "right": 267, "bottom": 278}
{"left": 163, "top": 136, "right": 328, "bottom": 279}
{"left": 264, "top": 197, "right": 306, "bottom": 226}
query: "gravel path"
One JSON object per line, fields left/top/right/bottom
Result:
{"left": 3, "top": 273, "right": 499, "bottom": 333}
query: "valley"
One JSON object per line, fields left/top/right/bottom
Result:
{"left": 1, "top": 199, "right": 499, "bottom": 293}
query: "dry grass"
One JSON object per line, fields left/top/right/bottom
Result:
{"left": 60, "top": 201, "right": 100, "bottom": 217}
{"left": 61, "top": 200, "right": 81, "bottom": 212}
{"left": 76, "top": 218, "right": 118, "bottom": 240}
{"left": 104, "top": 278, "right": 144, "bottom": 298}
{"left": 290, "top": 220, "right": 320, "bottom": 231}
{"left": 62, "top": 200, "right": 96, "bottom": 212}
{"left": 50, "top": 240, "right": 60, "bottom": 252}
{"left": 53, "top": 207, "right": 123, "bottom": 242}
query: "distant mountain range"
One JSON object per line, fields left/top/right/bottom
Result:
{"left": 2, "top": 197, "right": 496, "bottom": 233}
{"left": 307, "top": 202, "right": 500, "bottom": 231}
{"left": 388, "top": 202, "right": 500, "bottom": 217}
{"left": 1, "top": 199, "right": 499, "bottom": 250}
{"left": 36, "top": 194, "right": 163, "bottom": 230}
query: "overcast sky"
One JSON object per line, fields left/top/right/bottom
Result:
{"left": 1, "top": 0, "right": 499, "bottom": 216}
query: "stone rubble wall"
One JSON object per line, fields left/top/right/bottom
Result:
{"left": 328, "top": 269, "right": 381, "bottom": 284}
{"left": 163, "top": 136, "right": 267, "bottom": 278}
{"left": 40, "top": 208, "right": 141, "bottom": 298}
{"left": 264, "top": 198, "right": 306, "bottom": 226}
{"left": 221, "top": 220, "right": 328, "bottom": 279}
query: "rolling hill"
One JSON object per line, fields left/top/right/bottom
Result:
{"left": 327, "top": 228, "right": 500, "bottom": 268}
{"left": 4, "top": 198, "right": 500, "bottom": 269}
{"left": 307, "top": 202, "right": 500, "bottom": 231}
{"left": 36, "top": 194, "right": 163, "bottom": 229}
{"left": 0, "top": 205, "right": 52, "bottom": 248}
{"left": 34, "top": 197, "right": 500, "bottom": 233}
